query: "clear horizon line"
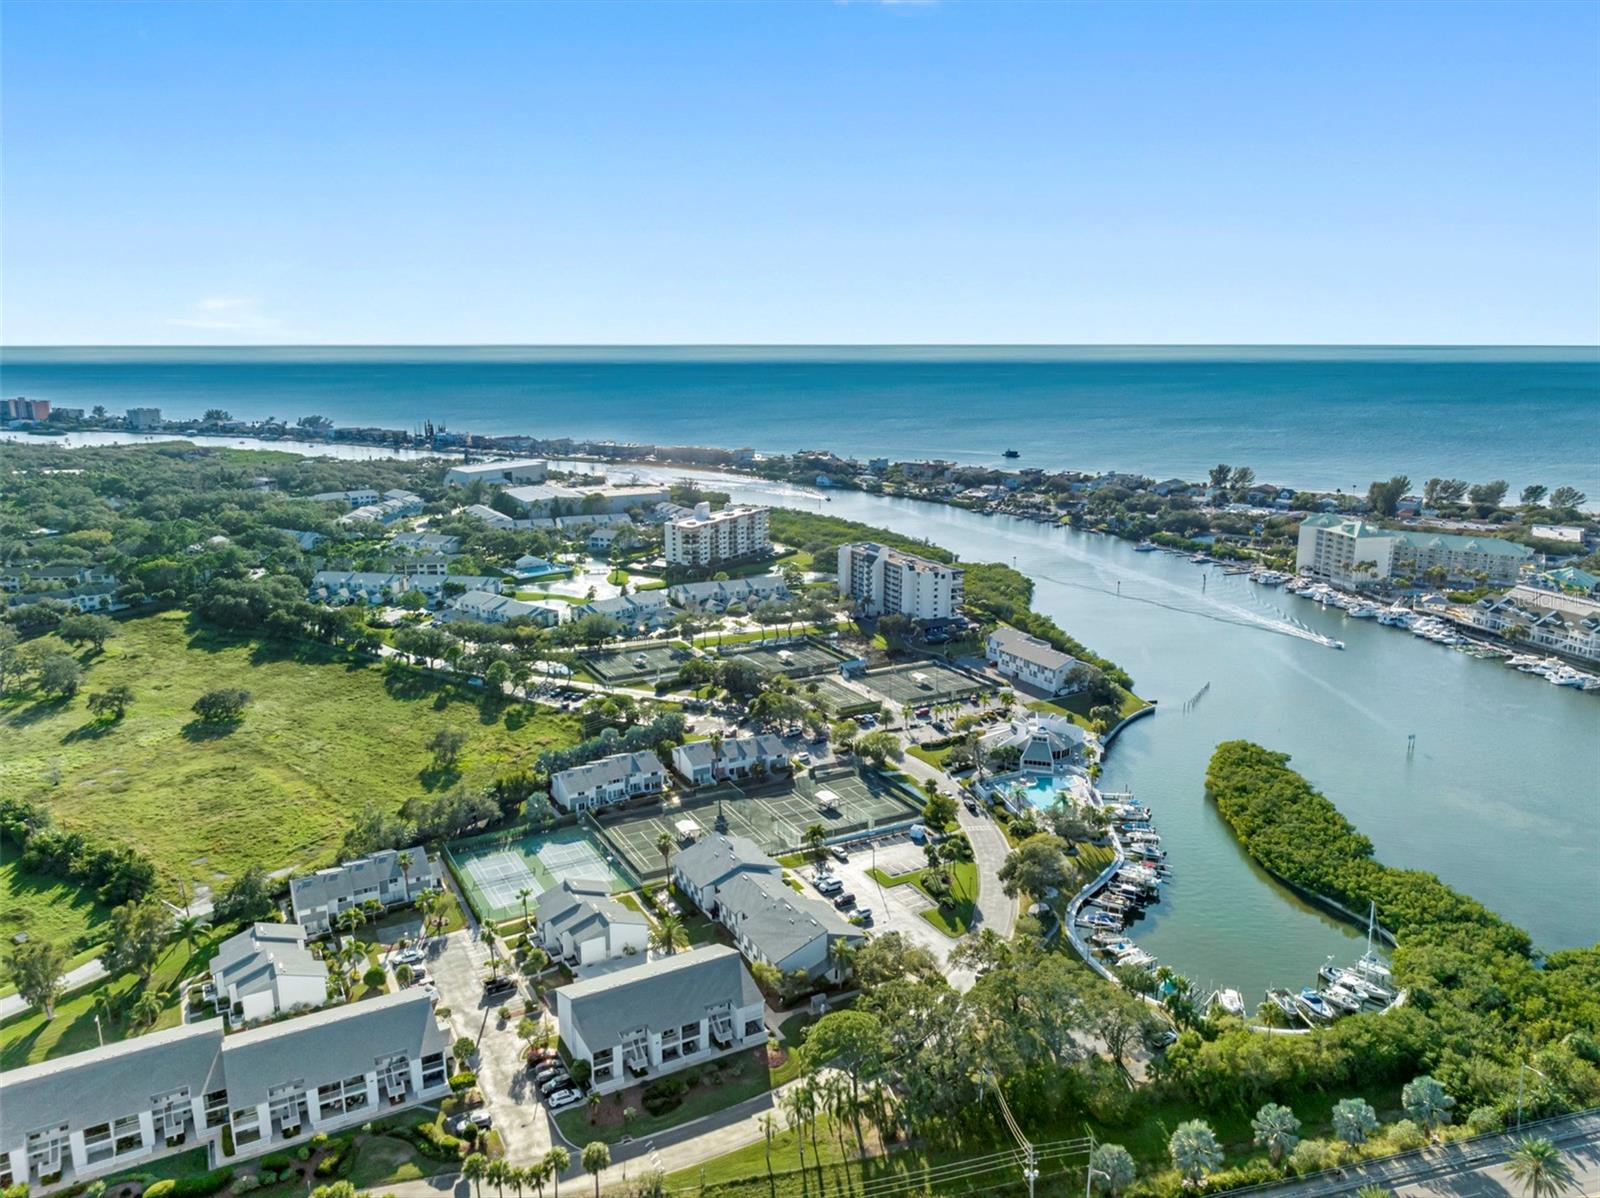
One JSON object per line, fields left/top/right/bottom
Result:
{"left": 5, "top": 340, "right": 1600, "bottom": 350}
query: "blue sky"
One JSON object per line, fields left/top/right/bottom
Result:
{"left": 2, "top": 0, "right": 1596, "bottom": 345}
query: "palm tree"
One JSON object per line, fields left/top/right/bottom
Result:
{"left": 130, "top": 988, "right": 168, "bottom": 1030}
{"left": 656, "top": 830, "right": 675, "bottom": 878}
{"left": 1169, "top": 1120, "right": 1223, "bottom": 1189}
{"left": 580, "top": 1142, "right": 610, "bottom": 1198}
{"left": 1402, "top": 1075, "right": 1455, "bottom": 1136}
{"left": 462, "top": 1153, "right": 489, "bottom": 1198}
{"left": 1332, "top": 1097, "right": 1379, "bottom": 1146}
{"left": 92, "top": 990, "right": 118, "bottom": 1028}
{"left": 827, "top": 936, "right": 857, "bottom": 983}
{"left": 650, "top": 914, "right": 689, "bottom": 955}
{"left": 484, "top": 928, "right": 500, "bottom": 977}
{"left": 1354, "top": 1186, "right": 1393, "bottom": 1198}
{"left": 779, "top": 1087, "right": 809, "bottom": 1172}
{"left": 803, "top": 823, "right": 829, "bottom": 869}
{"left": 586, "top": 1092, "right": 601, "bottom": 1124}
{"left": 517, "top": 887, "right": 534, "bottom": 929}
{"left": 544, "top": 1148, "right": 570, "bottom": 1198}
{"left": 507, "top": 1165, "right": 526, "bottom": 1198}
{"left": 486, "top": 1159, "right": 510, "bottom": 1198}
{"left": 1251, "top": 1103, "right": 1300, "bottom": 1167}
{"left": 527, "top": 1163, "right": 550, "bottom": 1198}
{"left": 173, "top": 913, "right": 212, "bottom": 957}
{"left": 1088, "top": 1144, "right": 1135, "bottom": 1196}
{"left": 1506, "top": 1137, "right": 1577, "bottom": 1198}
{"left": 335, "top": 907, "right": 364, "bottom": 952}
{"left": 758, "top": 1113, "right": 777, "bottom": 1181}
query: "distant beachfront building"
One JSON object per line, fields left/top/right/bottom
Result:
{"left": 1296, "top": 514, "right": 1531, "bottom": 587}
{"left": 443, "top": 458, "right": 548, "bottom": 487}
{"left": 125, "top": 407, "right": 162, "bottom": 430}
{"left": 1466, "top": 585, "right": 1600, "bottom": 663}
{"left": 663, "top": 503, "right": 771, "bottom": 568}
{"left": 837, "top": 542, "right": 963, "bottom": 620}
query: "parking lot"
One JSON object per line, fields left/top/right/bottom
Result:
{"left": 796, "top": 835, "right": 975, "bottom": 989}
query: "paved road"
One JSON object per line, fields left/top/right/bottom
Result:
{"left": 897, "top": 750, "right": 1016, "bottom": 940}
{"left": 0, "top": 957, "right": 108, "bottom": 1019}
{"left": 1217, "top": 1109, "right": 1600, "bottom": 1198}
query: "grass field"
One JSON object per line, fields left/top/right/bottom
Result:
{"left": 0, "top": 856, "right": 112, "bottom": 958}
{"left": 1, "top": 611, "right": 581, "bottom": 896}
{"left": 1026, "top": 686, "right": 1149, "bottom": 729}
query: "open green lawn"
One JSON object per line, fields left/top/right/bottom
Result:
{"left": 345, "top": 1132, "right": 436, "bottom": 1189}
{"left": 0, "top": 855, "right": 112, "bottom": 959}
{"left": 1026, "top": 685, "right": 1149, "bottom": 729}
{"left": 1, "top": 611, "right": 581, "bottom": 896}
{"left": 0, "top": 926, "right": 228, "bottom": 1067}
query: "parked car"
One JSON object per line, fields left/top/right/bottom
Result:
{"left": 795, "top": 751, "right": 812, "bottom": 766}
{"left": 964, "top": 797, "right": 981, "bottom": 815}
{"left": 541, "top": 1075, "right": 574, "bottom": 1097}
{"left": 483, "top": 975, "right": 518, "bottom": 996}
{"left": 831, "top": 891, "right": 856, "bottom": 910}
{"left": 449, "top": 1111, "right": 493, "bottom": 1134}
{"left": 394, "top": 947, "right": 425, "bottom": 965}
{"left": 526, "top": 1048, "right": 558, "bottom": 1067}
{"left": 851, "top": 907, "right": 873, "bottom": 925}
{"left": 409, "top": 967, "right": 431, "bottom": 986}
{"left": 534, "top": 1064, "right": 567, "bottom": 1084}
{"left": 813, "top": 875, "right": 844, "bottom": 896}
{"left": 547, "top": 1089, "right": 583, "bottom": 1110}
{"left": 829, "top": 846, "right": 849, "bottom": 863}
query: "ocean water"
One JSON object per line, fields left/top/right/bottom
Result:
{"left": 3, "top": 346, "right": 1597, "bottom": 495}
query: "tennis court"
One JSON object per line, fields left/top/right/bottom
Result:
{"left": 797, "top": 676, "right": 881, "bottom": 716}
{"left": 580, "top": 642, "right": 691, "bottom": 684}
{"left": 721, "top": 638, "right": 851, "bottom": 679}
{"left": 446, "top": 825, "right": 633, "bottom": 924}
{"left": 858, "top": 660, "right": 984, "bottom": 706}
{"left": 591, "top": 767, "right": 923, "bottom": 879}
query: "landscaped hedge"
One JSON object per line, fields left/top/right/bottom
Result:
{"left": 141, "top": 1167, "right": 235, "bottom": 1198}
{"left": 398, "top": 1116, "right": 464, "bottom": 1160}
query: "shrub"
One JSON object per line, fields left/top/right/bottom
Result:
{"left": 401, "top": 1118, "right": 463, "bottom": 1160}
{"left": 143, "top": 1182, "right": 176, "bottom": 1198}
{"left": 641, "top": 1075, "right": 688, "bottom": 1116}
{"left": 1464, "top": 1106, "right": 1503, "bottom": 1134}
{"left": 256, "top": 1173, "right": 276, "bottom": 1186}
{"left": 232, "top": 1178, "right": 259, "bottom": 1195}
{"left": 1286, "top": 1140, "right": 1336, "bottom": 1176}
{"left": 259, "top": 1155, "right": 294, "bottom": 1171}
{"left": 296, "top": 1147, "right": 311, "bottom": 1162}
{"left": 449, "top": 1070, "right": 477, "bottom": 1093}
{"left": 1383, "top": 1120, "right": 1427, "bottom": 1152}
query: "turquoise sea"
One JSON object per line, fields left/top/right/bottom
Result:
{"left": 3, "top": 346, "right": 1598, "bottom": 494}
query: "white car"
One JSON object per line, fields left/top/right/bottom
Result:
{"left": 546, "top": 1089, "right": 583, "bottom": 1110}
{"left": 394, "top": 947, "right": 425, "bottom": 965}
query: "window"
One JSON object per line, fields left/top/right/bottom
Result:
{"left": 113, "top": 1114, "right": 144, "bottom": 1154}
{"left": 82, "top": 1123, "right": 115, "bottom": 1166}
{"left": 232, "top": 1106, "right": 262, "bottom": 1146}
{"left": 204, "top": 1090, "right": 230, "bottom": 1129}
{"left": 744, "top": 1019, "right": 763, "bottom": 1037}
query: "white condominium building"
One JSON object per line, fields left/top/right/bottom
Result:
{"left": 664, "top": 503, "right": 771, "bottom": 567}
{"left": 1297, "top": 515, "right": 1532, "bottom": 587}
{"left": 837, "top": 542, "right": 963, "bottom": 620}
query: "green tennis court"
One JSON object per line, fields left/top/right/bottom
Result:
{"left": 857, "top": 660, "right": 984, "bottom": 706}
{"left": 446, "top": 825, "right": 633, "bottom": 924}
{"left": 720, "top": 638, "right": 852, "bottom": 678}
{"left": 580, "top": 643, "right": 691, "bottom": 684}
{"left": 797, "top": 675, "right": 881, "bottom": 716}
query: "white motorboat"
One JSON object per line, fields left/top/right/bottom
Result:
{"left": 1118, "top": 949, "right": 1156, "bottom": 969}
{"left": 1347, "top": 603, "right": 1381, "bottom": 619}
{"left": 1322, "top": 984, "right": 1366, "bottom": 1013}
{"left": 1296, "top": 989, "right": 1336, "bottom": 1021}
{"left": 1213, "top": 988, "right": 1246, "bottom": 1017}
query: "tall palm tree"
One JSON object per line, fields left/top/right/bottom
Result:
{"left": 130, "top": 988, "right": 168, "bottom": 1030}
{"left": 1332, "top": 1097, "right": 1379, "bottom": 1146}
{"left": 462, "top": 1153, "right": 489, "bottom": 1198}
{"left": 1506, "top": 1137, "right": 1577, "bottom": 1198}
{"left": 173, "top": 913, "right": 212, "bottom": 957}
{"left": 517, "top": 887, "right": 534, "bottom": 929}
{"left": 544, "top": 1148, "right": 569, "bottom": 1198}
{"left": 656, "top": 831, "right": 675, "bottom": 878}
{"left": 507, "top": 1165, "right": 525, "bottom": 1198}
{"left": 827, "top": 936, "right": 857, "bottom": 983}
{"left": 650, "top": 915, "right": 689, "bottom": 955}
{"left": 585, "top": 1092, "right": 601, "bottom": 1124}
{"left": 758, "top": 1113, "right": 777, "bottom": 1181}
{"left": 580, "top": 1142, "right": 610, "bottom": 1198}
{"left": 1402, "top": 1075, "right": 1455, "bottom": 1136}
{"left": 1168, "top": 1120, "right": 1223, "bottom": 1189}
{"left": 527, "top": 1164, "right": 549, "bottom": 1198}
{"left": 1251, "top": 1103, "right": 1300, "bottom": 1167}
{"left": 92, "top": 990, "right": 118, "bottom": 1028}
{"left": 486, "top": 1159, "right": 510, "bottom": 1198}
{"left": 778, "top": 1087, "right": 809, "bottom": 1172}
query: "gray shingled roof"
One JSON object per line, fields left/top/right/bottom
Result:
{"left": 673, "top": 735, "right": 789, "bottom": 774}
{"left": 672, "top": 834, "right": 780, "bottom": 895}
{"left": 558, "top": 946, "right": 761, "bottom": 1050}
{"left": 537, "top": 878, "right": 648, "bottom": 943}
{"left": 0, "top": 1020, "right": 227, "bottom": 1137}
{"left": 715, "top": 873, "right": 865, "bottom": 964}
{"left": 290, "top": 846, "right": 430, "bottom": 914}
{"left": 210, "top": 923, "right": 326, "bottom": 999}
{"left": 551, "top": 751, "right": 664, "bottom": 797}
{"left": 219, "top": 990, "right": 447, "bottom": 1108}
{"left": 989, "top": 624, "right": 1077, "bottom": 672}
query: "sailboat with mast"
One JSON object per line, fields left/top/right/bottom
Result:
{"left": 1353, "top": 900, "right": 1392, "bottom": 982}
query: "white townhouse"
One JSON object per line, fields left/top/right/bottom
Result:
{"left": 670, "top": 735, "right": 791, "bottom": 788}
{"left": 838, "top": 542, "right": 964, "bottom": 621}
{"left": 340, "top": 490, "right": 424, "bottom": 526}
{"left": 534, "top": 878, "right": 650, "bottom": 967}
{"left": 1296, "top": 514, "right": 1532, "bottom": 586}
{"left": 663, "top": 503, "right": 772, "bottom": 568}
{"left": 554, "top": 945, "right": 766, "bottom": 1095}
{"left": 289, "top": 847, "right": 439, "bottom": 937}
{"left": 443, "top": 458, "right": 549, "bottom": 487}
{"left": 667, "top": 574, "right": 791, "bottom": 613}
{"left": 309, "top": 571, "right": 407, "bottom": 604}
{"left": 671, "top": 835, "right": 863, "bottom": 982}
{"left": 461, "top": 503, "right": 519, "bottom": 530}
{"left": 207, "top": 923, "right": 328, "bottom": 1025}
{"left": 986, "top": 624, "right": 1079, "bottom": 695}
{"left": 1466, "top": 585, "right": 1600, "bottom": 663}
{"left": 0, "top": 991, "right": 450, "bottom": 1194}
{"left": 549, "top": 751, "right": 667, "bottom": 813}
{"left": 573, "top": 591, "right": 674, "bottom": 631}
{"left": 6, "top": 584, "right": 121, "bottom": 615}
{"left": 447, "top": 590, "right": 563, "bottom": 627}
{"left": 504, "top": 483, "right": 669, "bottom": 518}
{"left": 308, "top": 489, "right": 381, "bottom": 508}
{"left": 389, "top": 532, "right": 461, "bottom": 555}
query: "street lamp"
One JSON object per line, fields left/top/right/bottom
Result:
{"left": 1516, "top": 1059, "right": 1550, "bottom": 1129}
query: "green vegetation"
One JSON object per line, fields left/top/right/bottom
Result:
{"left": 0, "top": 855, "right": 111, "bottom": 960}
{"left": 2, "top": 611, "right": 579, "bottom": 892}
{"left": 553, "top": 1048, "right": 776, "bottom": 1145}
{"left": 866, "top": 860, "right": 978, "bottom": 936}
{"left": 1194, "top": 741, "right": 1599, "bottom": 1117}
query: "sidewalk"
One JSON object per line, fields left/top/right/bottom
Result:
{"left": 0, "top": 957, "right": 107, "bottom": 1019}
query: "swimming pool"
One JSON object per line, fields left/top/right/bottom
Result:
{"left": 992, "top": 771, "right": 1082, "bottom": 810}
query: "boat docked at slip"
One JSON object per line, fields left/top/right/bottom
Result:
{"left": 1268, "top": 989, "right": 1301, "bottom": 1019}
{"left": 1250, "top": 569, "right": 1290, "bottom": 586}
{"left": 1296, "top": 989, "right": 1336, "bottom": 1021}
{"left": 1319, "top": 960, "right": 1393, "bottom": 1002}
{"left": 1117, "top": 948, "right": 1157, "bottom": 969}
{"left": 1321, "top": 983, "right": 1366, "bottom": 1014}
{"left": 1134, "top": 540, "right": 1158, "bottom": 552}
{"left": 1212, "top": 988, "right": 1246, "bottom": 1018}
{"left": 1076, "top": 909, "right": 1122, "bottom": 931}
{"left": 1347, "top": 603, "right": 1382, "bottom": 619}
{"left": 1377, "top": 604, "right": 1413, "bottom": 627}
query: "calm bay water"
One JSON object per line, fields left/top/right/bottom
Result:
{"left": 638, "top": 469, "right": 1598, "bottom": 1001}
{"left": 4, "top": 346, "right": 1598, "bottom": 494}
